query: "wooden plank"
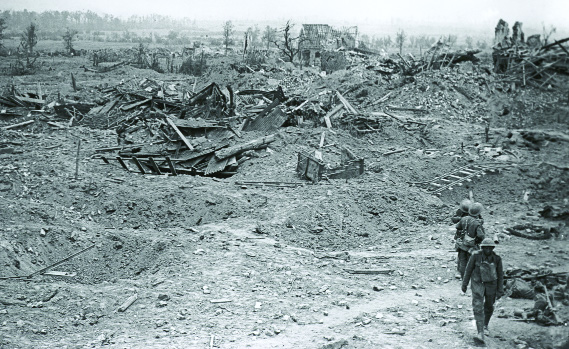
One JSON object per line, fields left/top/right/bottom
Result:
{"left": 0, "top": 96, "right": 18, "bottom": 107}
{"left": 324, "top": 115, "right": 332, "bottom": 129}
{"left": 165, "top": 116, "right": 194, "bottom": 150}
{"left": 87, "top": 105, "right": 104, "bottom": 115}
{"left": 148, "top": 157, "right": 162, "bottom": 175}
{"left": 336, "top": 91, "right": 357, "bottom": 114}
{"left": 131, "top": 156, "right": 146, "bottom": 174}
{"left": 7, "top": 97, "right": 26, "bottom": 108}
{"left": 99, "top": 99, "right": 119, "bottom": 114}
{"left": 319, "top": 131, "right": 326, "bottom": 148}
{"left": 383, "top": 148, "right": 407, "bottom": 156}
{"left": 210, "top": 299, "right": 232, "bottom": 304}
{"left": 16, "top": 96, "right": 46, "bottom": 105}
{"left": 166, "top": 156, "right": 177, "bottom": 176}
{"left": 116, "top": 157, "right": 131, "bottom": 172}
{"left": 117, "top": 294, "right": 138, "bottom": 312}
{"left": 120, "top": 98, "right": 151, "bottom": 112}
{"left": 1, "top": 120, "right": 35, "bottom": 130}
{"left": 43, "top": 271, "right": 76, "bottom": 277}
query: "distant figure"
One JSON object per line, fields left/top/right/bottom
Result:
{"left": 455, "top": 202, "right": 485, "bottom": 279}
{"left": 462, "top": 238, "right": 504, "bottom": 345}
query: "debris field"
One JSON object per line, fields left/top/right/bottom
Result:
{"left": 1, "top": 19, "right": 569, "bottom": 349}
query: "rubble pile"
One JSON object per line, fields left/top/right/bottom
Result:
{"left": 1, "top": 22, "right": 568, "bottom": 179}
{"left": 492, "top": 19, "right": 569, "bottom": 89}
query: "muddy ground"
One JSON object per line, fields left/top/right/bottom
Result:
{"left": 1, "top": 51, "right": 569, "bottom": 349}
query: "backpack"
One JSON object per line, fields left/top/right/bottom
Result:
{"left": 459, "top": 216, "right": 482, "bottom": 248}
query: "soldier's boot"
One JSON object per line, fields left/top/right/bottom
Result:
{"left": 473, "top": 319, "right": 486, "bottom": 345}
{"left": 484, "top": 313, "right": 492, "bottom": 336}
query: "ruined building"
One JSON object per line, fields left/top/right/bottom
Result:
{"left": 298, "top": 24, "right": 358, "bottom": 66}
{"left": 494, "top": 19, "right": 510, "bottom": 47}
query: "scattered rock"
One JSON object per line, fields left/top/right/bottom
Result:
{"left": 157, "top": 294, "right": 170, "bottom": 301}
{"left": 320, "top": 339, "right": 348, "bottom": 349}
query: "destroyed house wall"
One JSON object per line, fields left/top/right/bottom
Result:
{"left": 299, "top": 24, "right": 358, "bottom": 66}
{"left": 299, "top": 24, "right": 358, "bottom": 51}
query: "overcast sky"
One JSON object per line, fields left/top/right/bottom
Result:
{"left": 2, "top": 0, "right": 567, "bottom": 30}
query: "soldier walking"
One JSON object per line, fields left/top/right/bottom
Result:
{"left": 455, "top": 202, "right": 486, "bottom": 279}
{"left": 461, "top": 238, "right": 504, "bottom": 345}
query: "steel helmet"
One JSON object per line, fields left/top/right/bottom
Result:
{"left": 479, "top": 238, "right": 496, "bottom": 248}
{"left": 460, "top": 199, "right": 471, "bottom": 213}
{"left": 469, "top": 202, "right": 483, "bottom": 217}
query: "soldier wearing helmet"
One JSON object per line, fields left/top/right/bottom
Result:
{"left": 455, "top": 202, "right": 486, "bottom": 279}
{"left": 451, "top": 199, "right": 471, "bottom": 224}
{"left": 462, "top": 238, "right": 504, "bottom": 345}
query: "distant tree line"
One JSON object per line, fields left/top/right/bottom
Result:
{"left": 359, "top": 33, "right": 488, "bottom": 52}
{"left": 0, "top": 10, "right": 198, "bottom": 37}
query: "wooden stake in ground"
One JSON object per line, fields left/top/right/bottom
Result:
{"left": 75, "top": 139, "right": 81, "bottom": 180}
{"left": 71, "top": 73, "right": 77, "bottom": 92}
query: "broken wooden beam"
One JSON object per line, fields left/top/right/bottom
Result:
{"left": 371, "top": 91, "right": 393, "bottom": 105}
{"left": 117, "top": 294, "right": 138, "bottom": 312}
{"left": 16, "top": 96, "right": 46, "bottom": 105}
{"left": 215, "top": 134, "right": 276, "bottom": 160}
{"left": 165, "top": 116, "right": 194, "bottom": 150}
{"left": 1, "top": 120, "right": 35, "bottom": 130}
{"left": 383, "top": 148, "right": 408, "bottom": 156}
{"left": 120, "top": 98, "right": 151, "bottom": 112}
{"left": 336, "top": 91, "right": 358, "bottom": 114}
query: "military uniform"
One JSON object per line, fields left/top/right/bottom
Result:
{"left": 455, "top": 215, "right": 485, "bottom": 279}
{"left": 462, "top": 248, "right": 504, "bottom": 342}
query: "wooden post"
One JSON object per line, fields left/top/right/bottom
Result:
{"left": 71, "top": 73, "right": 77, "bottom": 92}
{"left": 75, "top": 139, "right": 81, "bottom": 180}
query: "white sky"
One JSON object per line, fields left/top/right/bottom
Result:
{"left": 1, "top": 0, "right": 567, "bottom": 30}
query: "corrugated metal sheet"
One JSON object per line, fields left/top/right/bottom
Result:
{"left": 243, "top": 107, "right": 287, "bottom": 132}
{"left": 206, "top": 128, "right": 234, "bottom": 140}
{"left": 173, "top": 117, "right": 222, "bottom": 129}
{"left": 204, "top": 155, "right": 229, "bottom": 175}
